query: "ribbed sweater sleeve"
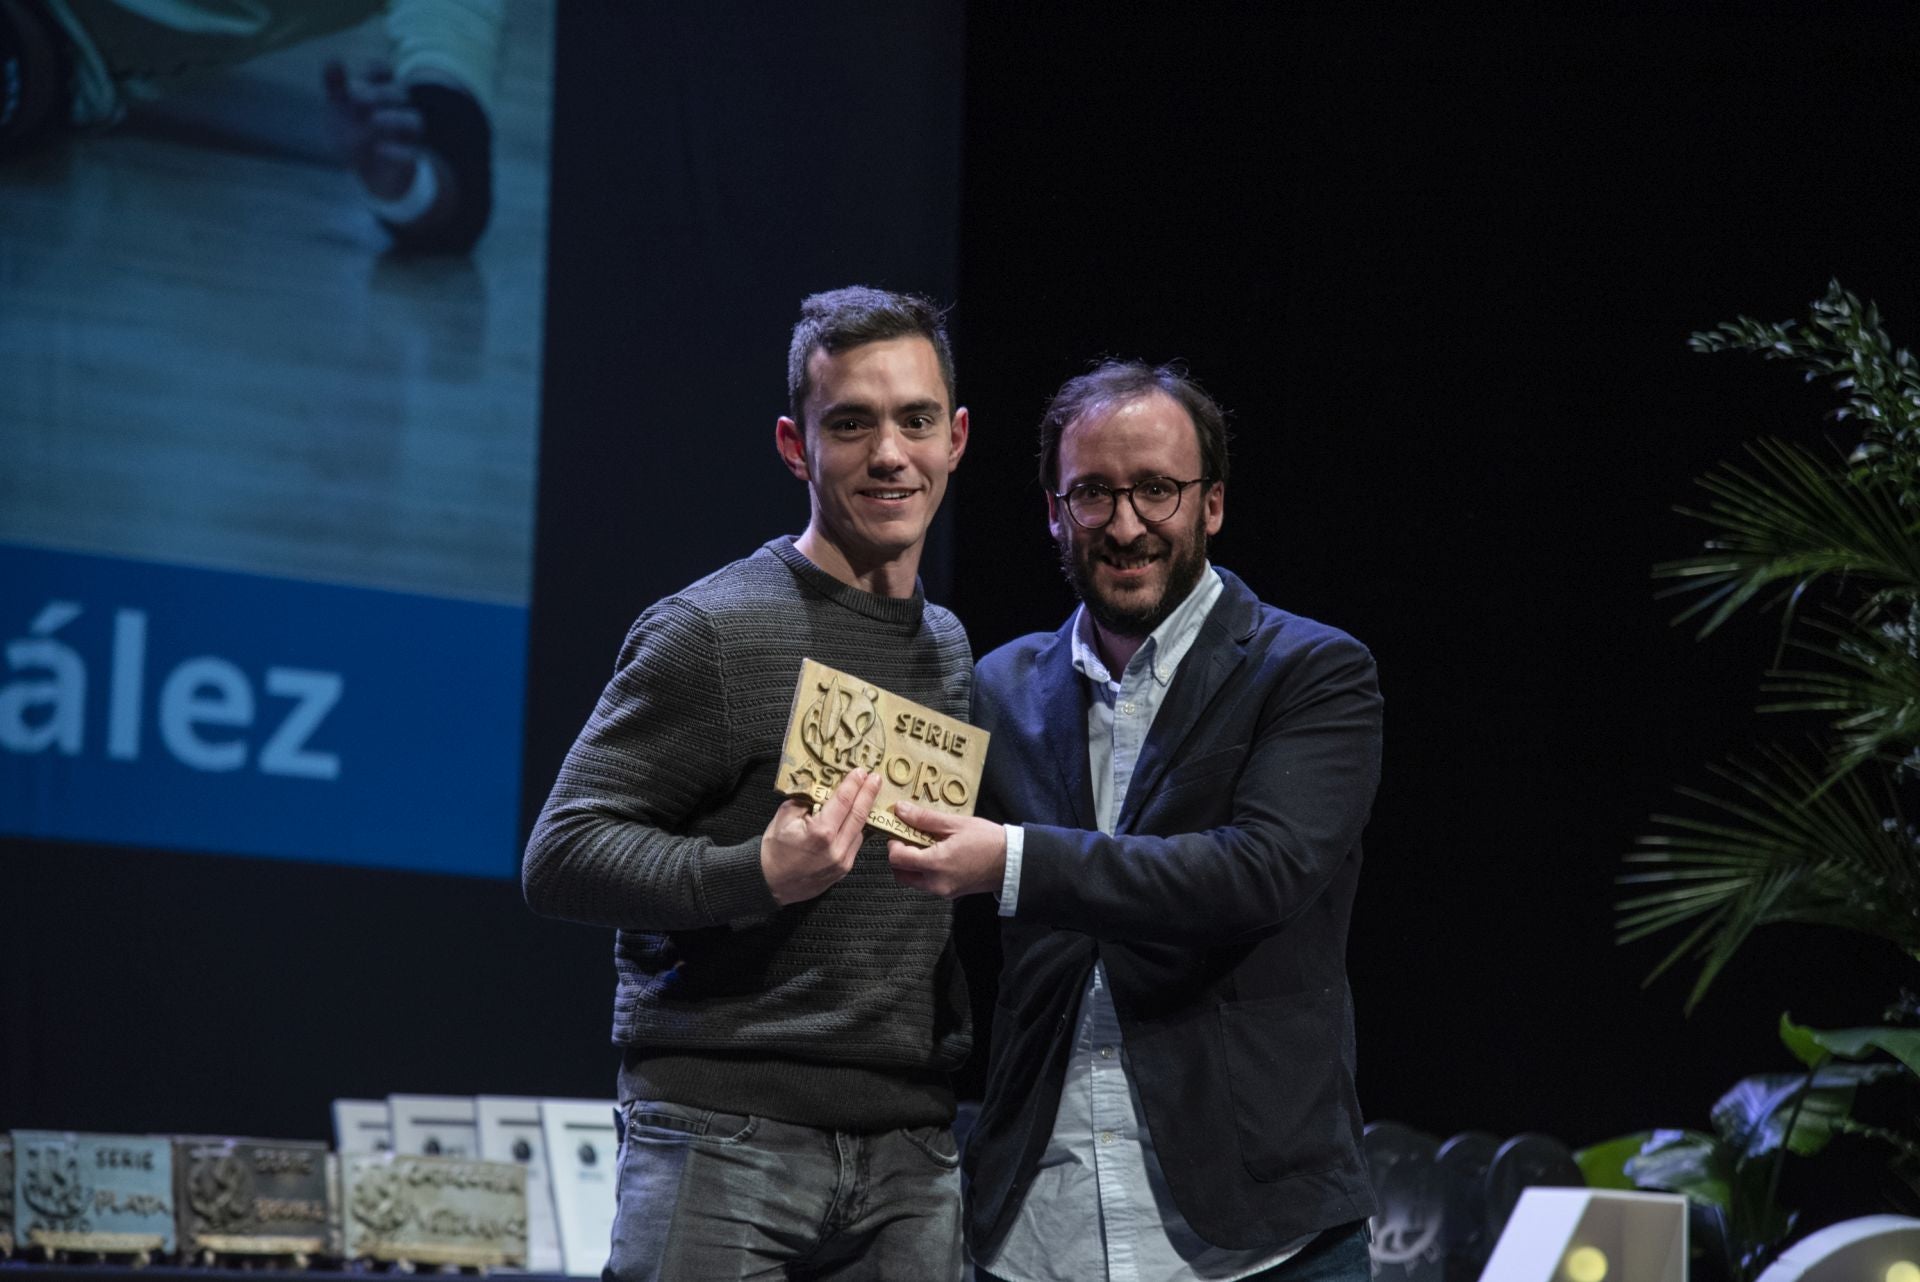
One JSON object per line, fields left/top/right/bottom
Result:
{"left": 522, "top": 593, "right": 779, "bottom": 930}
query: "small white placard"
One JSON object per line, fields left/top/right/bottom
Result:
{"left": 477, "top": 1095, "right": 562, "bottom": 1274}
{"left": 389, "top": 1094, "right": 479, "bottom": 1159}
{"left": 330, "top": 1099, "right": 393, "bottom": 1156}
{"left": 1480, "top": 1187, "right": 1687, "bottom": 1282}
{"left": 540, "top": 1100, "right": 619, "bottom": 1277}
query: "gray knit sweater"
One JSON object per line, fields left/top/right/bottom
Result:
{"left": 523, "top": 538, "right": 975, "bottom": 1129}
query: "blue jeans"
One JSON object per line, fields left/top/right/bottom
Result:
{"left": 603, "top": 1099, "right": 964, "bottom": 1281}
{"left": 1241, "top": 1224, "right": 1371, "bottom": 1281}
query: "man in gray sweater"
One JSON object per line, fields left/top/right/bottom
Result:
{"left": 524, "top": 287, "right": 974, "bottom": 1281}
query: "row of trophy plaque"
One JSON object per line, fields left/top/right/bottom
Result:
{"left": 0, "top": 1096, "right": 620, "bottom": 1274}
{"left": 0, "top": 1104, "right": 1594, "bottom": 1278}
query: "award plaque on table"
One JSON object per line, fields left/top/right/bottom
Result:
{"left": 11, "top": 1131, "right": 176, "bottom": 1259}
{"left": 389, "top": 1094, "right": 480, "bottom": 1159}
{"left": 340, "top": 1151, "right": 527, "bottom": 1269}
{"left": 538, "top": 1100, "right": 618, "bottom": 1277}
{"left": 477, "top": 1095, "right": 563, "bottom": 1274}
{"left": 330, "top": 1099, "right": 393, "bottom": 1155}
{"left": 777, "top": 657, "right": 989, "bottom": 845}
{"left": 173, "top": 1136, "right": 331, "bottom": 1264}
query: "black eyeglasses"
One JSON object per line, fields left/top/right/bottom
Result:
{"left": 1052, "top": 476, "right": 1212, "bottom": 530}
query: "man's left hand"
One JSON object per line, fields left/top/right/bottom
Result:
{"left": 887, "top": 804, "right": 1006, "bottom": 899}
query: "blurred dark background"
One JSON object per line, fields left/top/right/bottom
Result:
{"left": 4, "top": 2, "right": 1913, "bottom": 1185}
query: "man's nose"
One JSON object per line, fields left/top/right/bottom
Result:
{"left": 868, "top": 423, "right": 908, "bottom": 472}
{"left": 1105, "top": 493, "right": 1148, "bottom": 541}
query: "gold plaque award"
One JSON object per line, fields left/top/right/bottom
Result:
{"left": 340, "top": 1152, "right": 527, "bottom": 1269}
{"left": 174, "top": 1137, "right": 332, "bottom": 1264}
{"left": 778, "top": 658, "right": 989, "bottom": 846}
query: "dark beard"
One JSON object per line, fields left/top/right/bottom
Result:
{"left": 1058, "top": 521, "right": 1209, "bottom": 639}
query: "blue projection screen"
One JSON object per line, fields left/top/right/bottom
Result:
{"left": 0, "top": 0, "right": 553, "bottom": 877}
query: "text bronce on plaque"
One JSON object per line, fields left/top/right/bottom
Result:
{"left": 777, "top": 658, "right": 989, "bottom": 846}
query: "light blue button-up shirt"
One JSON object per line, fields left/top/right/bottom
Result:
{"left": 984, "top": 566, "right": 1308, "bottom": 1282}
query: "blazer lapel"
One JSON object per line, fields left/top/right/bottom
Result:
{"left": 1035, "top": 617, "right": 1098, "bottom": 832}
{"left": 1116, "top": 572, "right": 1258, "bottom": 832}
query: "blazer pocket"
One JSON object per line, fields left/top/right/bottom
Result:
{"left": 1216, "top": 991, "right": 1358, "bottom": 1182}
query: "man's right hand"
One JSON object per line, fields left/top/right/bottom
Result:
{"left": 760, "top": 768, "right": 882, "bottom": 906}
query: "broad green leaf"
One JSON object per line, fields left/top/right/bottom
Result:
{"left": 1711, "top": 1066, "right": 1895, "bottom": 1159}
{"left": 1798, "top": 1023, "right": 1920, "bottom": 1077}
{"left": 1625, "top": 1129, "right": 1733, "bottom": 1205}
{"left": 1778, "top": 1012, "right": 1829, "bottom": 1068}
{"left": 1573, "top": 1132, "right": 1649, "bottom": 1190}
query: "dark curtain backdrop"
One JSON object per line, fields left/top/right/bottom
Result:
{"left": 947, "top": 2, "right": 1918, "bottom": 1163}
{"left": 3, "top": 5, "right": 1915, "bottom": 1201}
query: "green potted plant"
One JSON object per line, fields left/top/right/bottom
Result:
{"left": 1591, "top": 283, "right": 1920, "bottom": 1278}
{"left": 1622, "top": 283, "right": 1920, "bottom": 1007}
{"left": 1577, "top": 1013, "right": 1910, "bottom": 1281}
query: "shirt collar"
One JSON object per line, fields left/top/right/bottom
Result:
{"left": 1070, "top": 564, "right": 1223, "bottom": 687}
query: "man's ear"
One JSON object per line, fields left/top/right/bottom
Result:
{"left": 1203, "top": 479, "right": 1225, "bottom": 537}
{"left": 1045, "top": 488, "right": 1066, "bottom": 543}
{"left": 947, "top": 406, "right": 970, "bottom": 470}
{"left": 775, "top": 416, "right": 810, "bottom": 481}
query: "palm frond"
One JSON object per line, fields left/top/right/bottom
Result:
{"left": 1657, "top": 438, "right": 1920, "bottom": 638}
{"left": 1635, "top": 286, "right": 1920, "bottom": 1011}
{"left": 1621, "top": 748, "right": 1920, "bottom": 1010}
{"left": 1763, "top": 616, "right": 1920, "bottom": 773}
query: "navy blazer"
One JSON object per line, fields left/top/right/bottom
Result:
{"left": 965, "top": 568, "right": 1383, "bottom": 1255}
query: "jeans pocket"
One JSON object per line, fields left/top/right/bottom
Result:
{"left": 621, "top": 1099, "right": 758, "bottom": 1145}
{"left": 899, "top": 1124, "right": 961, "bottom": 1169}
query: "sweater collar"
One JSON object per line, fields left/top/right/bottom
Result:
{"left": 767, "top": 536, "right": 927, "bottom": 629}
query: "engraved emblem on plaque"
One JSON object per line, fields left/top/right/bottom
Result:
{"left": 799, "top": 669, "right": 887, "bottom": 780}
{"left": 21, "top": 1144, "right": 86, "bottom": 1220}
{"left": 186, "top": 1155, "right": 252, "bottom": 1231}
{"left": 349, "top": 1165, "right": 408, "bottom": 1238}
{"left": 777, "top": 658, "right": 989, "bottom": 846}
{"left": 12, "top": 1131, "right": 176, "bottom": 1258}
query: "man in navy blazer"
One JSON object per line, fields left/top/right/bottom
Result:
{"left": 890, "top": 359, "right": 1382, "bottom": 1281}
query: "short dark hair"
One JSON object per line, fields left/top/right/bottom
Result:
{"left": 1037, "top": 359, "right": 1231, "bottom": 492}
{"left": 787, "top": 286, "right": 957, "bottom": 427}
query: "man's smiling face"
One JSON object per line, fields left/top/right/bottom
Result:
{"left": 779, "top": 335, "right": 967, "bottom": 582}
{"left": 1049, "top": 389, "right": 1223, "bottom": 638}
